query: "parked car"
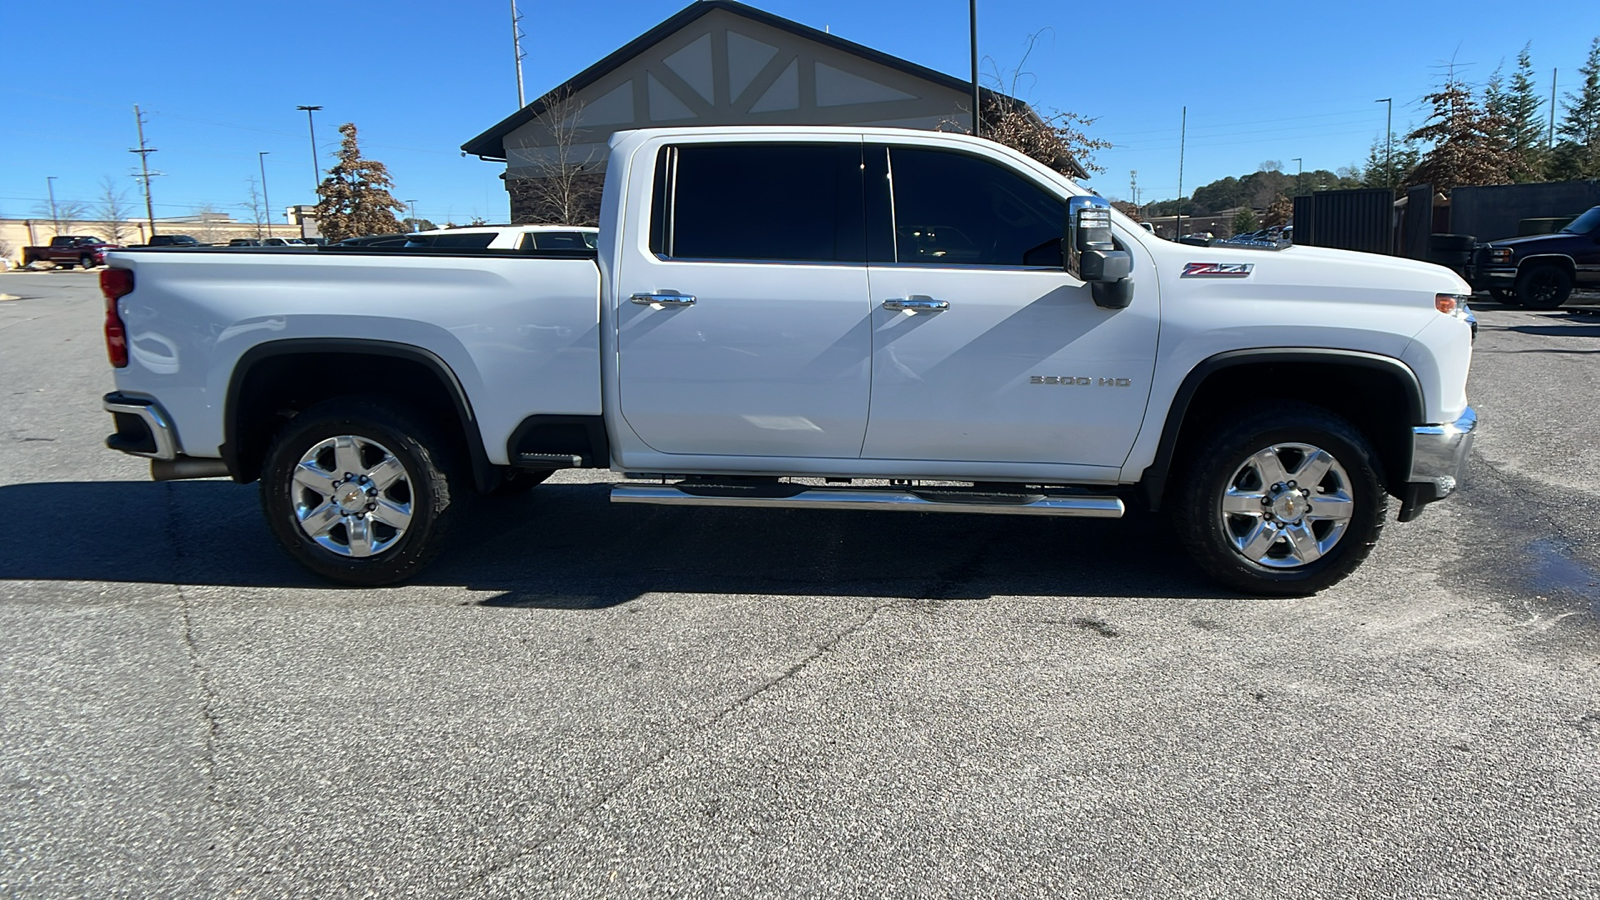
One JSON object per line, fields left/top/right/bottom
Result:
{"left": 20, "top": 235, "right": 119, "bottom": 269}
{"left": 1467, "top": 206, "right": 1600, "bottom": 308}
{"left": 100, "top": 125, "right": 1477, "bottom": 597}
{"left": 403, "top": 224, "right": 600, "bottom": 251}
{"left": 129, "top": 234, "right": 202, "bottom": 249}
{"left": 260, "top": 237, "right": 306, "bottom": 246}
{"left": 337, "top": 234, "right": 411, "bottom": 247}
{"left": 228, "top": 238, "right": 262, "bottom": 247}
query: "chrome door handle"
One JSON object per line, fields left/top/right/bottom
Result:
{"left": 630, "top": 292, "right": 696, "bottom": 307}
{"left": 882, "top": 297, "right": 949, "bottom": 312}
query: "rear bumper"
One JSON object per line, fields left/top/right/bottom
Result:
{"left": 103, "top": 393, "right": 178, "bottom": 459}
{"left": 1398, "top": 406, "right": 1477, "bottom": 522}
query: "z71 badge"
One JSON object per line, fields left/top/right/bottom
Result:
{"left": 1182, "top": 262, "right": 1254, "bottom": 277}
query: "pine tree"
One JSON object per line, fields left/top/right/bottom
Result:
{"left": 1505, "top": 43, "right": 1546, "bottom": 180}
{"left": 314, "top": 123, "right": 406, "bottom": 242}
{"left": 1361, "top": 131, "right": 1422, "bottom": 188}
{"left": 1404, "top": 69, "right": 1515, "bottom": 193}
{"left": 1551, "top": 36, "right": 1600, "bottom": 180}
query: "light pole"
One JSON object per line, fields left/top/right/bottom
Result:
{"left": 259, "top": 152, "right": 272, "bottom": 238}
{"left": 969, "top": 0, "right": 979, "bottom": 136}
{"left": 1292, "top": 157, "right": 1303, "bottom": 196}
{"left": 1375, "top": 98, "right": 1392, "bottom": 187}
{"left": 296, "top": 105, "right": 323, "bottom": 194}
{"left": 46, "top": 176, "right": 61, "bottom": 236}
{"left": 407, "top": 200, "right": 418, "bottom": 231}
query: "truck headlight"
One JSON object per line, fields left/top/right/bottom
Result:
{"left": 1486, "top": 247, "right": 1513, "bottom": 264}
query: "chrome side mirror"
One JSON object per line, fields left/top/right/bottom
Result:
{"left": 1066, "top": 195, "right": 1134, "bottom": 309}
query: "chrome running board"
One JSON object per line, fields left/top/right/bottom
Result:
{"left": 610, "top": 484, "right": 1124, "bottom": 518}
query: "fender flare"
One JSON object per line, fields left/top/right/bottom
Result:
{"left": 221, "top": 338, "right": 493, "bottom": 492}
{"left": 1139, "top": 348, "right": 1424, "bottom": 511}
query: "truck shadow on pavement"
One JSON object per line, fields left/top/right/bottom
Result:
{"left": 0, "top": 480, "right": 1232, "bottom": 603}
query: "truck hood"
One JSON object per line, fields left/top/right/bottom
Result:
{"left": 1159, "top": 242, "right": 1471, "bottom": 297}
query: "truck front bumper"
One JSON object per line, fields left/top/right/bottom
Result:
{"left": 1398, "top": 406, "right": 1477, "bottom": 522}
{"left": 1467, "top": 265, "right": 1517, "bottom": 288}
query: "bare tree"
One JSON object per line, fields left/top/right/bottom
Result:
{"left": 35, "top": 198, "right": 90, "bottom": 237}
{"left": 193, "top": 204, "right": 227, "bottom": 245}
{"left": 942, "top": 32, "right": 1111, "bottom": 179}
{"left": 507, "top": 89, "right": 604, "bottom": 225}
{"left": 95, "top": 177, "right": 134, "bottom": 244}
{"left": 243, "top": 178, "right": 266, "bottom": 238}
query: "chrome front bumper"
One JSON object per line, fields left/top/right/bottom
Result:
{"left": 103, "top": 393, "right": 178, "bottom": 460}
{"left": 1399, "top": 406, "right": 1477, "bottom": 521}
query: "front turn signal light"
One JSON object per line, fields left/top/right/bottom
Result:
{"left": 1435, "top": 293, "right": 1466, "bottom": 315}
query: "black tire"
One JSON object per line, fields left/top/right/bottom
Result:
{"left": 79, "top": 255, "right": 95, "bottom": 270}
{"left": 1428, "top": 233, "right": 1476, "bottom": 252}
{"left": 1515, "top": 264, "right": 1573, "bottom": 310}
{"left": 260, "top": 398, "right": 461, "bottom": 586}
{"left": 1172, "top": 402, "right": 1387, "bottom": 596}
{"left": 1488, "top": 287, "right": 1518, "bottom": 305}
{"left": 489, "top": 468, "right": 553, "bottom": 496}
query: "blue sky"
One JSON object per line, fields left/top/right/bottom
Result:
{"left": 1, "top": 0, "right": 1593, "bottom": 226}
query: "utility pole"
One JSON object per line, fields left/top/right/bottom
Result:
{"left": 1129, "top": 169, "right": 1139, "bottom": 210}
{"left": 259, "top": 152, "right": 272, "bottom": 237}
{"left": 46, "top": 176, "right": 61, "bottom": 236}
{"left": 1375, "top": 98, "right": 1392, "bottom": 187}
{"left": 129, "top": 104, "right": 159, "bottom": 237}
{"left": 511, "top": 0, "right": 526, "bottom": 108}
{"left": 969, "top": 0, "right": 980, "bottom": 136}
{"left": 297, "top": 105, "right": 323, "bottom": 195}
{"left": 1176, "top": 107, "right": 1186, "bottom": 239}
{"left": 407, "top": 199, "right": 419, "bottom": 230}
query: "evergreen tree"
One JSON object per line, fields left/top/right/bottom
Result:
{"left": 1361, "top": 131, "right": 1422, "bottom": 188}
{"left": 1404, "top": 69, "right": 1515, "bottom": 193}
{"left": 1551, "top": 36, "right": 1600, "bottom": 179}
{"left": 313, "top": 123, "right": 406, "bottom": 242}
{"left": 1505, "top": 43, "right": 1547, "bottom": 180}
{"left": 1231, "top": 207, "right": 1259, "bottom": 235}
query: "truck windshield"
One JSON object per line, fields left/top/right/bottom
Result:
{"left": 1560, "top": 207, "right": 1600, "bottom": 234}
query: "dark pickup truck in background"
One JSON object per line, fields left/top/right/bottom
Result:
{"left": 20, "top": 235, "right": 120, "bottom": 269}
{"left": 1468, "top": 206, "right": 1600, "bottom": 308}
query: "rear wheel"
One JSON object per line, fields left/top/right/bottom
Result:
{"left": 1173, "top": 403, "right": 1386, "bottom": 596}
{"left": 260, "top": 398, "right": 460, "bottom": 586}
{"left": 79, "top": 255, "right": 95, "bottom": 270}
{"left": 1515, "top": 264, "right": 1573, "bottom": 310}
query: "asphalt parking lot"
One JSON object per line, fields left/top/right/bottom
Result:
{"left": 2, "top": 268, "right": 1597, "bottom": 898}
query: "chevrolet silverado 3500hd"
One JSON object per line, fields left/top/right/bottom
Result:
{"left": 99, "top": 126, "right": 1477, "bottom": 595}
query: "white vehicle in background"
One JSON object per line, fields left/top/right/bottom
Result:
{"left": 405, "top": 224, "right": 599, "bottom": 251}
{"left": 97, "top": 125, "right": 1477, "bottom": 596}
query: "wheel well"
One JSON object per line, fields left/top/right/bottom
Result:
{"left": 226, "top": 346, "right": 487, "bottom": 489}
{"left": 1519, "top": 255, "right": 1576, "bottom": 276}
{"left": 1145, "top": 357, "right": 1419, "bottom": 510}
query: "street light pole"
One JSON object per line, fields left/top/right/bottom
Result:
{"left": 1293, "top": 157, "right": 1303, "bottom": 196}
{"left": 259, "top": 152, "right": 272, "bottom": 238}
{"left": 969, "top": 0, "right": 980, "bottom": 136}
{"left": 46, "top": 176, "right": 60, "bottom": 236}
{"left": 1375, "top": 98, "right": 1392, "bottom": 187}
{"left": 296, "top": 105, "right": 323, "bottom": 195}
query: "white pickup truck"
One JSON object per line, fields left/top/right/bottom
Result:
{"left": 99, "top": 126, "right": 1477, "bottom": 595}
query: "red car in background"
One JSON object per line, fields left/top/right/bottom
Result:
{"left": 21, "top": 235, "right": 121, "bottom": 269}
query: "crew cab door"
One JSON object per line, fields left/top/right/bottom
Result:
{"left": 614, "top": 140, "right": 872, "bottom": 458}
{"left": 860, "top": 144, "right": 1159, "bottom": 468}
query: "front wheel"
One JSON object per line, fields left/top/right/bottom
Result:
{"left": 260, "top": 398, "right": 460, "bottom": 586}
{"left": 1173, "top": 403, "right": 1387, "bottom": 596}
{"left": 1515, "top": 264, "right": 1572, "bottom": 310}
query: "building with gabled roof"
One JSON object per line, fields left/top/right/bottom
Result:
{"left": 463, "top": 0, "right": 1083, "bottom": 223}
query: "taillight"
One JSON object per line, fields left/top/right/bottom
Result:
{"left": 101, "top": 268, "right": 133, "bottom": 368}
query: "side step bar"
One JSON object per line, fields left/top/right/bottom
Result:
{"left": 611, "top": 484, "right": 1124, "bottom": 518}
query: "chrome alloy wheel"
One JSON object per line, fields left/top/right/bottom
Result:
{"left": 291, "top": 435, "right": 413, "bottom": 558}
{"left": 1218, "top": 442, "right": 1355, "bottom": 569}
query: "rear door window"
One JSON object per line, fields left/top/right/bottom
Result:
{"left": 649, "top": 143, "right": 864, "bottom": 264}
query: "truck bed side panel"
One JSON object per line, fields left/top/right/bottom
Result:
{"left": 107, "top": 251, "right": 602, "bottom": 465}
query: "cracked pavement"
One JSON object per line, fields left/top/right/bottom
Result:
{"left": 1, "top": 271, "right": 1597, "bottom": 898}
